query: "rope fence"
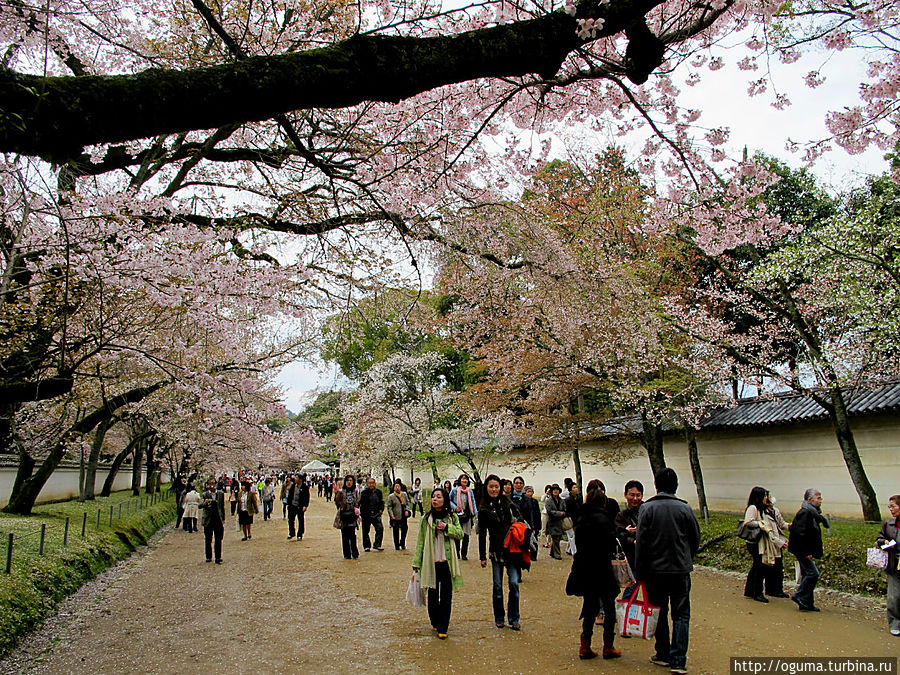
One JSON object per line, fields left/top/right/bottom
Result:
{"left": 1, "top": 492, "right": 165, "bottom": 573}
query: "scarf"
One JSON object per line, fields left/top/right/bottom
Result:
{"left": 419, "top": 513, "right": 463, "bottom": 591}
{"left": 456, "top": 487, "right": 475, "bottom": 515}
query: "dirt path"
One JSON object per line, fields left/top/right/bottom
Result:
{"left": 4, "top": 494, "right": 894, "bottom": 674}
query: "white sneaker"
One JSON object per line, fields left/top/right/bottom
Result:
{"left": 890, "top": 628, "right": 900, "bottom": 636}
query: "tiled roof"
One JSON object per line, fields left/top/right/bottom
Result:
{"left": 699, "top": 380, "right": 900, "bottom": 429}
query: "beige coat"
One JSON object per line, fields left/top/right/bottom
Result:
{"left": 744, "top": 504, "right": 788, "bottom": 566}
{"left": 182, "top": 490, "right": 201, "bottom": 519}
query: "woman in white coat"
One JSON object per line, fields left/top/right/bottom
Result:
{"left": 182, "top": 485, "right": 201, "bottom": 533}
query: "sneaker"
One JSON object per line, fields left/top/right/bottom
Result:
{"left": 509, "top": 622, "right": 521, "bottom": 631}
{"left": 495, "top": 620, "right": 505, "bottom": 629}
{"left": 670, "top": 667, "right": 688, "bottom": 674}
{"left": 364, "top": 548, "right": 371, "bottom": 552}
{"left": 650, "top": 656, "right": 671, "bottom": 667}
{"left": 374, "top": 547, "right": 384, "bottom": 551}
{"left": 287, "top": 536, "right": 294, "bottom": 540}
{"left": 215, "top": 560, "right": 222, "bottom": 564}
{"left": 890, "top": 629, "right": 900, "bottom": 636}
{"left": 437, "top": 633, "right": 448, "bottom": 639}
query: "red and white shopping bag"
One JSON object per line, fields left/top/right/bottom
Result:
{"left": 615, "top": 582, "right": 661, "bottom": 640}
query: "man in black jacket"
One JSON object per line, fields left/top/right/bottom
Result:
{"left": 359, "top": 478, "right": 385, "bottom": 551}
{"left": 635, "top": 469, "right": 700, "bottom": 675}
{"left": 199, "top": 478, "right": 226, "bottom": 564}
{"left": 286, "top": 474, "right": 310, "bottom": 541}
{"left": 788, "top": 489, "right": 828, "bottom": 612}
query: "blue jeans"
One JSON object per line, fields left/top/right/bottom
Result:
{"left": 794, "top": 556, "right": 820, "bottom": 608}
{"left": 644, "top": 574, "right": 691, "bottom": 670}
{"left": 491, "top": 559, "right": 521, "bottom": 624}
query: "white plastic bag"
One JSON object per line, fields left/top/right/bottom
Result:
{"left": 615, "top": 582, "right": 660, "bottom": 640}
{"left": 406, "top": 571, "right": 425, "bottom": 607}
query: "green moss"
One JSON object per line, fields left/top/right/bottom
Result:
{"left": 0, "top": 490, "right": 175, "bottom": 657}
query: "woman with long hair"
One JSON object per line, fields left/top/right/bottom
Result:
{"left": 450, "top": 474, "right": 478, "bottom": 560}
{"left": 387, "top": 481, "right": 410, "bottom": 550}
{"left": 335, "top": 475, "right": 360, "bottom": 559}
{"left": 478, "top": 474, "right": 523, "bottom": 630}
{"left": 412, "top": 487, "right": 464, "bottom": 638}
{"left": 545, "top": 484, "right": 566, "bottom": 560}
{"left": 743, "top": 486, "right": 776, "bottom": 602}
{"left": 570, "top": 479, "right": 621, "bottom": 660}
{"left": 410, "top": 477, "right": 424, "bottom": 517}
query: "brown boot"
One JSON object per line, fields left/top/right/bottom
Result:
{"left": 602, "top": 639, "right": 622, "bottom": 659}
{"left": 579, "top": 636, "right": 598, "bottom": 660}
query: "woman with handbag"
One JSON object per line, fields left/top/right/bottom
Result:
{"left": 335, "top": 475, "right": 360, "bottom": 559}
{"left": 742, "top": 486, "right": 785, "bottom": 602}
{"left": 876, "top": 494, "right": 900, "bottom": 636}
{"left": 570, "top": 479, "right": 622, "bottom": 660}
{"left": 545, "top": 484, "right": 567, "bottom": 560}
{"left": 410, "top": 478, "right": 424, "bottom": 518}
{"left": 388, "top": 482, "right": 411, "bottom": 550}
{"left": 237, "top": 480, "right": 259, "bottom": 541}
{"left": 412, "top": 487, "right": 464, "bottom": 639}
{"left": 450, "top": 474, "right": 478, "bottom": 560}
{"left": 478, "top": 474, "right": 524, "bottom": 630}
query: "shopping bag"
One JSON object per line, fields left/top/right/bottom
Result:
{"left": 611, "top": 540, "right": 636, "bottom": 588}
{"left": 406, "top": 571, "right": 426, "bottom": 607}
{"left": 615, "top": 582, "right": 660, "bottom": 640}
{"left": 866, "top": 547, "right": 889, "bottom": 570}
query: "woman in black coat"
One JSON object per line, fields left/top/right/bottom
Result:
{"left": 570, "top": 479, "right": 621, "bottom": 661}
{"left": 478, "top": 474, "right": 523, "bottom": 630}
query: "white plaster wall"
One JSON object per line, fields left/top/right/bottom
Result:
{"left": 401, "top": 415, "right": 899, "bottom": 520}
{"left": 0, "top": 466, "right": 159, "bottom": 507}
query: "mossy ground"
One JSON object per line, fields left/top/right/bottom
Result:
{"left": 0, "top": 490, "right": 175, "bottom": 657}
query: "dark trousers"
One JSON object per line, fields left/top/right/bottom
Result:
{"left": 411, "top": 502, "right": 423, "bottom": 517}
{"left": 794, "top": 556, "right": 820, "bottom": 608}
{"left": 581, "top": 592, "right": 617, "bottom": 642}
{"left": 491, "top": 559, "right": 521, "bottom": 624}
{"left": 428, "top": 561, "right": 453, "bottom": 633}
{"left": 341, "top": 526, "right": 359, "bottom": 559}
{"left": 175, "top": 507, "right": 184, "bottom": 529}
{"left": 204, "top": 520, "right": 224, "bottom": 561}
{"left": 362, "top": 516, "right": 383, "bottom": 550}
{"left": 765, "top": 556, "right": 785, "bottom": 595}
{"left": 644, "top": 573, "right": 691, "bottom": 670}
{"left": 454, "top": 534, "right": 471, "bottom": 559}
{"left": 263, "top": 500, "right": 273, "bottom": 520}
{"left": 230, "top": 501, "right": 237, "bottom": 516}
{"left": 184, "top": 517, "right": 197, "bottom": 533}
{"left": 392, "top": 518, "right": 408, "bottom": 549}
{"left": 288, "top": 506, "right": 305, "bottom": 538}
{"left": 744, "top": 544, "right": 766, "bottom": 597}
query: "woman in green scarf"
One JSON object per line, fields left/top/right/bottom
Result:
{"left": 412, "top": 487, "right": 463, "bottom": 639}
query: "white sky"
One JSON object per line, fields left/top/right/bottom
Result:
{"left": 276, "top": 34, "right": 889, "bottom": 413}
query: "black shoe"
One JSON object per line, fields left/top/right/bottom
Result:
{"left": 215, "top": 560, "right": 222, "bottom": 564}
{"left": 767, "top": 592, "right": 789, "bottom": 598}
{"left": 799, "top": 605, "right": 820, "bottom": 612}
{"left": 206, "top": 559, "right": 212, "bottom": 563}
{"left": 753, "top": 595, "right": 768, "bottom": 603}
{"left": 374, "top": 547, "right": 384, "bottom": 551}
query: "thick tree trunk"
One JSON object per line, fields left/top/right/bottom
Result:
{"left": 826, "top": 387, "right": 880, "bottom": 521}
{"left": 100, "top": 444, "right": 132, "bottom": 497}
{"left": 684, "top": 425, "right": 708, "bottom": 518}
{"left": 131, "top": 435, "right": 145, "bottom": 496}
{"left": 84, "top": 417, "right": 115, "bottom": 500}
{"left": 3, "top": 448, "right": 37, "bottom": 515}
{"left": 639, "top": 414, "right": 666, "bottom": 478}
{"left": 144, "top": 437, "right": 159, "bottom": 494}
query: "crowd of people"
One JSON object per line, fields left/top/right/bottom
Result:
{"left": 170, "top": 468, "right": 899, "bottom": 673}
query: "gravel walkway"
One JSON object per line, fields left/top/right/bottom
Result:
{"left": 2, "top": 495, "right": 893, "bottom": 674}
